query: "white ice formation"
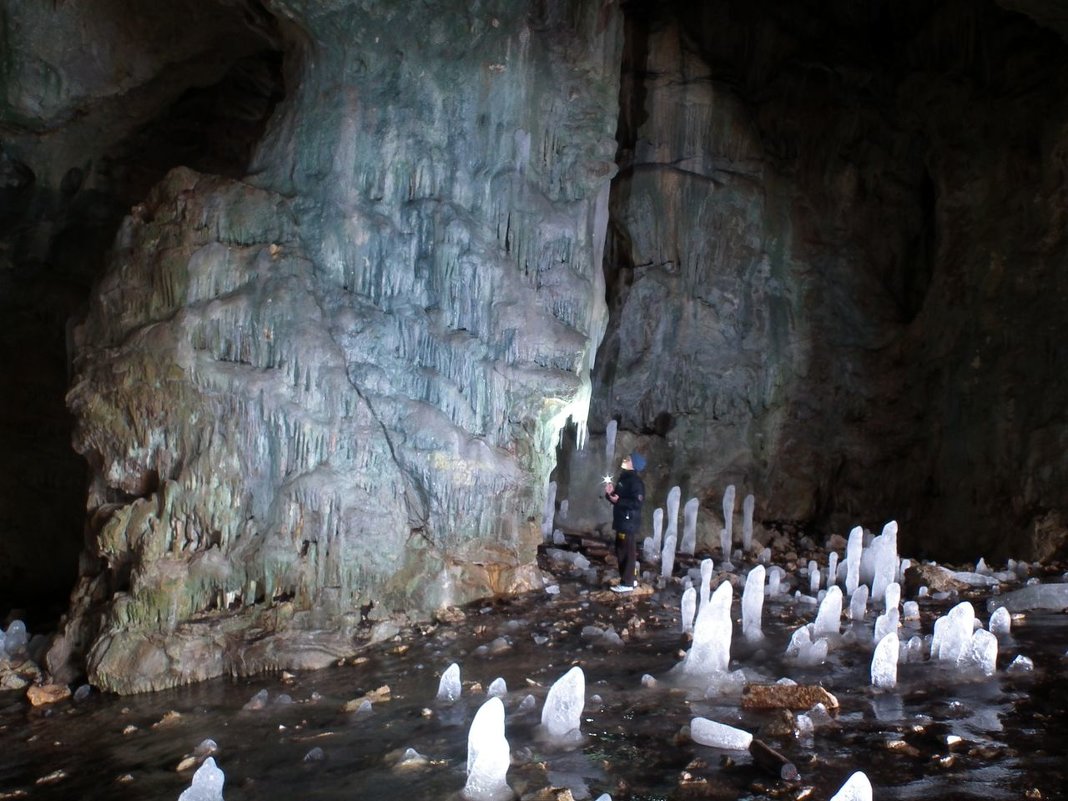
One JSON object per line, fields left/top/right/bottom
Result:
{"left": 871, "top": 632, "right": 899, "bottom": 689}
{"left": 437, "top": 662, "right": 462, "bottom": 702}
{"left": 464, "top": 697, "right": 512, "bottom": 801}
{"left": 742, "top": 564, "right": 766, "bottom": 642}
{"left": 742, "top": 493, "right": 755, "bottom": 552}
{"left": 541, "top": 666, "right": 585, "bottom": 740}
{"left": 178, "top": 757, "right": 225, "bottom": 801}
{"left": 681, "top": 497, "right": 699, "bottom": 555}
{"left": 829, "top": 771, "right": 873, "bottom": 801}
{"left": 690, "top": 717, "right": 752, "bottom": 750}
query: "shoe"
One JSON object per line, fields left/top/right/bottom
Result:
{"left": 611, "top": 584, "right": 634, "bottom": 593}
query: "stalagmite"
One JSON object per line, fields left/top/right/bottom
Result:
{"left": 721, "top": 485, "right": 736, "bottom": 549}
{"left": 829, "top": 771, "right": 873, "bottom": 801}
{"left": 541, "top": 666, "right": 585, "bottom": 740}
{"left": 464, "top": 697, "right": 512, "bottom": 801}
{"left": 681, "top": 587, "right": 697, "bottom": 634}
{"left": 742, "top": 493, "right": 755, "bottom": 552}
{"left": 871, "top": 632, "right": 899, "bottom": 688}
{"left": 681, "top": 497, "right": 699, "bottom": 555}
{"left": 437, "top": 663, "right": 462, "bottom": 702}
{"left": 845, "top": 526, "right": 863, "bottom": 597}
{"left": 742, "top": 565, "right": 766, "bottom": 642}
{"left": 813, "top": 586, "right": 843, "bottom": 639}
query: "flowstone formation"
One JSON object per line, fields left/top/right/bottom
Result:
{"left": 45, "top": 0, "right": 623, "bottom": 693}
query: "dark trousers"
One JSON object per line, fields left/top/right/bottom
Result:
{"left": 615, "top": 531, "right": 638, "bottom": 587}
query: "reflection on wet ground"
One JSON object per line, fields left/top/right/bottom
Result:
{"left": 0, "top": 550, "right": 1066, "bottom": 801}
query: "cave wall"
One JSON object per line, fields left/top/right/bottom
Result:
{"left": 3, "top": 0, "right": 1068, "bottom": 693}
{"left": 33, "top": 0, "right": 622, "bottom": 692}
{"left": 0, "top": 0, "right": 284, "bottom": 620}
{"left": 558, "top": 0, "right": 1068, "bottom": 563}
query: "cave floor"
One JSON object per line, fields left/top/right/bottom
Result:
{"left": 0, "top": 547, "right": 1066, "bottom": 801}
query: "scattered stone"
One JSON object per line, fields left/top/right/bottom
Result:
{"left": 151, "top": 711, "right": 183, "bottom": 728}
{"left": 35, "top": 770, "right": 67, "bottom": 785}
{"left": 759, "top": 709, "right": 797, "bottom": 737}
{"left": 433, "top": 606, "right": 466, "bottom": 625}
{"left": 523, "top": 787, "right": 576, "bottom": 801}
{"left": 886, "top": 740, "right": 921, "bottom": 758}
{"left": 340, "top": 685, "right": 391, "bottom": 712}
{"left": 741, "top": 684, "right": 839, "bottom": 711}
{"left": 26, "top": 684, "right": 71, "bottom": 707}
{"left": 749, "top": 738, "right": 798, "bottom": 780}
{"left": 904, "top": 564, "right": 968, "bottom": 596}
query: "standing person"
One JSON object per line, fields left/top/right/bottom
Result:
{"left": 604, "top": 452, "right": 646, "bottom": 593}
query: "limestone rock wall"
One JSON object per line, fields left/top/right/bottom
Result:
{"left": 47, "top": 0, "right": 622, "bottom": 692}
{"left": 558, "top": 0, "right": 1068, "bottom": 563}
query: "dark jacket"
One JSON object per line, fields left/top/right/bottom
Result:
{"left": 606, "top": 469, "right": 645, "bottom": 535}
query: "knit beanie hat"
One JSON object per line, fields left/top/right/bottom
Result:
{"left": 630, "top": 452, "right": 646, "bottom": 471}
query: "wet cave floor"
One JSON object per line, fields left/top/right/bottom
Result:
{"left": 0, "top": 544, "right": 1066, "bottom": 801}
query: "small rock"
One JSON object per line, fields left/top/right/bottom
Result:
{"left": 26, "top": 684, "right": 71, "bottom": 707}
{"left": 151, "top": 711, "right": 183, "bottom": 728}
{"left": 904, "top": 564, "right": 968, "bottom": 595}
{"left": 741, "top": 684, "right": 839, "bottom": 711}
{"left": 433, "top": 606, "right": 466, "bottom": 625}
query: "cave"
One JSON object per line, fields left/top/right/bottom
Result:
{"left": 0, "top": 0, "right": 1064, "bottom": 697}
{"left": 0, "top": 0, "right": 285, "bottom": 624}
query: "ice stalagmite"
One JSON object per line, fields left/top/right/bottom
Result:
{"left": 845, "top": 526, "right": 863, "bottom": 597}
{"left": 742, "top": 565, "right": 766, "bottom": 642}
{"left": 464, "top": 697, "right": 512, "bottom": 801}
{"left": 989, "top": 606, "right": 1012, "bottom": 635}
{"left": 681, "top": 587, "right": 697, "bottom": 634}
{"left": 931, "top": 602, "right": 975, "bottom": 663}
{"left": 813, "top": 586, "right": 843, "bottom": 638}
{"left": 742, "top": 493, "right": 755, "bottom": 552}
{"left": 871, "top": 521, "right": 898, "bottom": 603}
{"left": 681, "top": 497, "right": 699, "bottom": 555}
{"left": 963, "top": 629, "right": 998, "bottom": 675}
{"left": 676, "top": 581, "right": 733, "bottom": 680}
{"left": 661, "top": 534, "right": 677, "bottom": 579}
{"left": 721, "top": 485, "right": 736, "bottom": 548}
{"left": 665, "top": 486, "right": 681, "bottom": 552}
{"left": 719, "top": 528, "right": 731, "bottom": 565}
{"left": 848, "top": 585, "right": 869, "bottom": 621}
{"left": 541, "top": 666, "right": 585, "bottom": 740}
{"left": 827, "top": 551, "right": 839, "bottom": 588}
{"left": 645, "top": 507, "right": 665, "bottom": 562}
{"left": 541, "top": 481, "right": 557, "bottom": 540}
{"left": 829, "top": 771, "right": 873, "bottom": 801}
{"left": 178, "top": 757, "right": 225, "bottom": 801}
{"left": 871, "top": 632, "right": 899, "bottom": 688}
{"left": 883, "top": 581, "right": 901, "bottom": 613}
{"left": 698, "top": 558, "right": 714, "bottom": 611}
{"left": 437, "top": 662, "right": 462, "bottom": 702}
